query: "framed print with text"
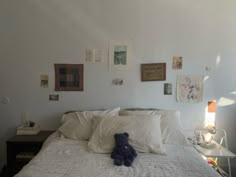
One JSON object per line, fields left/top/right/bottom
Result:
{"left": 141, "top": 63, "right": 166, "bottom": 81}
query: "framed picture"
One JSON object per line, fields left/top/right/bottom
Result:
{"left": 141, "top": 63, "right": 166, "bottom": 81}
{"left": 164, "top": 83, "right": 172, "bottom": 95}
{"left": 54, "top": 64, "right": 83, "bottom": 91}
{"left": 49, "top": 94, "right": 59, "bottom": 101}
{"left": 109, "top": 40, "right": 132, "bottom": 71}
{"left": 112, "top": 78, "right": 124, "bottom": 86}
{"left": 40, "top": 75, "right": 49, "bottom": 88}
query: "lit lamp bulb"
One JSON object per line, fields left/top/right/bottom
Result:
{"left": 203, "top": 132, "right": 213, "bottom": 144}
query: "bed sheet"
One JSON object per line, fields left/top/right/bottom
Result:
{"left": 15, "top": 132, "right": 221, "bottom": 177}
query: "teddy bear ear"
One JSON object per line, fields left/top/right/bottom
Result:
{"left": 124, "top": 132, "right": 129, "bottom": 137}
{"left": 114, "top": 133, "right": 118, "bottom": 138}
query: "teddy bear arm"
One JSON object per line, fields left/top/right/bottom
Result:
{"left": 112, "top": 147, "right": 125, "bottom": 158}
{"left": 128, "top": 145, "right": 137, "bottom": 157}
{"left": 132, "top": 148, "right": 137, "bottom": 157}
{"left": 111, "top": 148, "right": 118, "bottom": 158}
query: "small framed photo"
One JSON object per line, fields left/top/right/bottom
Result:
{"left": 109, "top": 40, "right": 132, "bottom": 71}
{"left": 172, "top": 56, "right": 183, "bottom": 69}
{"left": 112, "top": 79, "right": 124, "bottom": 86}
{"left": 164, "top": 83, "right": 172, "bottom": 95}
{"left": 141, "top": 63, "right": 166, "bottom": 81}
{"left": 49, "top": 94, "right": 59, "bottom": 101}
{"left": 40, "top": 75, "right": 48, "bottom": 88}
{"left": 54, "top": 64, "right": 83, "bottom": 91}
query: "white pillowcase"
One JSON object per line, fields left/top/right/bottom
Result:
{"left": 58, "top": 107, "right": 120, "bottom": 140}
{"left": 158, "top": 110, "right": 187, "bottom": 145}
{"left": 88, "top": 115, "right": 166, "bottom": 154}
{"left": 119, "top": 109, "right": 187, "bottom": 145}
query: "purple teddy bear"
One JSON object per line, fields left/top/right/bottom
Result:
{"left": 111, "top": 132, "right": 137, "bottom": 166}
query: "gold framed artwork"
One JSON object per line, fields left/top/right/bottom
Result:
{"left": 54, "top": 64, "right": 84, "bottom": 91}
{"left": 141, "top": 63, "right": 166, "bottom": 81}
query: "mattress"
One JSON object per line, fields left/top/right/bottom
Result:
{"left": 15, "top": 133, "right": 221, "bottom": 177}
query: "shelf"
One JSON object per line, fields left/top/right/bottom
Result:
{"left": 193, "top": 128, "right": 236, "bottom": 177}
{"left": 194, "top": 143, "right": 236, "bottom": 158}
{"left": 16, "top": 152, "right": 35, "bottom": 160}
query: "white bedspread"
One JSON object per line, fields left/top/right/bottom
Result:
{"left": 15, "top": 133, "right": 221, "bottom": 177}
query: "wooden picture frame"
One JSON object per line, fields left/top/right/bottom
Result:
{"left": 141, "top": 63, "right": 166, "bottom": 81}
{"left": 54, "top": 64, "right": 84, "bottom": 91}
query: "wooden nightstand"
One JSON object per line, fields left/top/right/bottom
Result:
{"left": 6, "top": 130, "right": 54, "bottom": 177}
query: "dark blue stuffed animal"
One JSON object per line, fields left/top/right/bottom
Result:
{"left": 111, "top": 132, "right": 137, "bottom": 166}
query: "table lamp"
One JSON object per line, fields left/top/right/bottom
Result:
{"left": 200, "top": 100, "right": 217, "bottom": 149}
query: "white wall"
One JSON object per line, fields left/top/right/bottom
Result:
{"left": 0, "top": 0, "right": 236, "bottom": 169}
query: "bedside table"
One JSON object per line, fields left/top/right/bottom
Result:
{"left": 6, "top": 130, "right": 54, "bottom": 177}
{"left": 193, "top": 129, "right": 236, "bottom": 177}
{"left": 194, "top": 143, "right": 236, "bottom": 177}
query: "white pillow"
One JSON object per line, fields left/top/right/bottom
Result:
{"left": 119, "top": 109, "right": 187, "bottom": 145}
{"left": 119, "top": 110, "right": 160, "bottom": 116}
{"left": 158, "top": 110, "right": 187, "bottom": 144}
{"left": 88, "top": 115, "right": 166, "bottom": 154}
{"left": 58, "top": 107, "right": 120, "bottom": 140}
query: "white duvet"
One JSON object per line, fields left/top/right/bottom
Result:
{"left": 15, "top": 132, "right": 220, "bottom": 177}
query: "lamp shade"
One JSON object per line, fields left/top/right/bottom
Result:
{"left": 205, "top": 100, "right": 216, "bottom": 128}
{"left": 208, "top": 100, "right": 216, "bottom": 113}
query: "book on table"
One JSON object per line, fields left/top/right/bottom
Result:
{"left": 16, "top": 125, "right": 40, "bottom": 135}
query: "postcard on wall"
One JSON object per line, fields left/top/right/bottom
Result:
{"left": 49, "top": 94, "right": 59, "bottom": 101}
{"left": 109, "top": 40, "right": 132, "bottom": 71}
{"left": 94, "top": 49, "right": 104, "bottom": 63}
{"left": 177, "top": 75, "right": 204, "bottom": 103}
{"left": 172, "top": 56, "right": 183, "bottom": 69}
{"left": 85, "top": 49, "right": 94, "bottom": 63}
{"left": 164, "top": 83, "right": 172, "bottom": 95}
{"left": 40, "top": 75, "right": 49, "bottom": 88}
{"left": 85, "top": 49, "right": 104, "bottom": 63}
{"left": 112, "top": 78, "right": 124, "bottom": 86}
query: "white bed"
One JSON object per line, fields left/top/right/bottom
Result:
{"left": 15, "top": 132, "right": 221, "bottom": 177}
{"left": 14, "top": 108, "right": 221, "bottom": 177}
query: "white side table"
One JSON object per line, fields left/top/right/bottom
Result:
{"left": 193, "top": 129, "right": 236, "bottom": 177}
